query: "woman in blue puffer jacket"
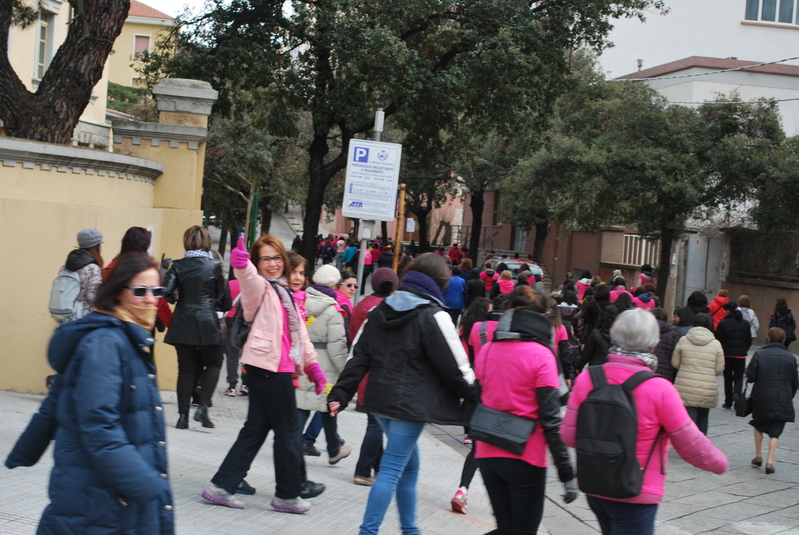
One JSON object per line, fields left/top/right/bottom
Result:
{"left": 6, "top": 254, "right": 174, "bottom": 534}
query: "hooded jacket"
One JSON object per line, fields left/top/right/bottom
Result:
{"left": 632, "top": 293, "right": 656, "bottom": 310}
{"left": 329, "top": 287, "right": 476, "bottom": 425}
{"left": 579, "top": 327, "right": 613, "bottom": 370}
{"left": 444, "top": 274, "right": 467, "bottom": 312}
{"left": 575, "top": 278, "right": 592, "bottom": 301}
{"left": 60, "top": 249, "right": 102, "bottom": 319}
{"left": 746, "top": 342, "right": 798, "bottom": 423}
{"left": 558, "top": 303, "right": 585, "bottom": 343}
{"left": 672, "top": 327, "right": 725, "bottom": 408}
{"left": 708, "top": 296, "right": 730, "bottom": 329}
{"left": 769, "top": 307, "right": 797, "bottom": 343}
{"left": 7, "top": 313, "right": 173, "bottom": 534}
{"left": 163, "top": 257, "right": 231, "bottom": 345}
{"left": 653, "top": 320, "right": 680, "bottom": 382}
{"left": 296, "top": 287, "right": 348, "bottom": 412}
{"left": 465, "top": 269, "right": 487, "bottom": 308}
{"left": 474, "top": 309, "right": 575, "bottom": 482}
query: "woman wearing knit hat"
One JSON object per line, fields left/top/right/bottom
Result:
{"left": 55, "top": 228, "right": 105, "bottom": 322}
{"left": 296, "top": 264, "right": 352, "bottom": 465}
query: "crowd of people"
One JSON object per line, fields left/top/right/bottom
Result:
{"left": 5, "top": 228, "right": 798, "bottom": 535}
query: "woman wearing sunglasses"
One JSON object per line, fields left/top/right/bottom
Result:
{"left": 7, "top": 253, "right": 175, "bottom": 534}
{"left": 163, "top": 226, "right": 231, "bottom": 430}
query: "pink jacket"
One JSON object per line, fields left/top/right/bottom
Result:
{"left": 460, "top": 320, "right": 499, "bottom": 362}
{"left": 610, "top": 289, "right": 632, "bottom": 303}
{"left": 475, "top": 340, "right": 560, "bottom": 468}
{"left": 235, "top": 262, "right": 317, "bottom": 373}
{"left": 497, "top": 279, "right": 515, "bottom": 294}
{"left": 561, "top": 355, "right": 728, "bottom": 504}
{"left": 576, "top": 280, "right": 591, "bottom": 301}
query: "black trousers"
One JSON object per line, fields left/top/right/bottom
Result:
{"left": 297, "top": 409, "right": 341, "bottom": 457}
{"left": 175, "top": 344, "right": 223, "bottom": 414}
{"left": 211, "top": 371, "right": 302, "bottom": 499}
{"left": 354, "top": 412, "right": 384, "bottom": 478}
{"left": 724, "top": 356, "right": 746, "bottom": 406}
{"left": 478, "top": 457, "right": 547, "bottom": 535}
{"left": 223, "top": 317, "right": 247, "bottom": 387}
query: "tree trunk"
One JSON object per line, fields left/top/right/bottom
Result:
{"left": 301, "top": 134, "right": 332, "bottom": 266}
{"left": 656, "top": 228, "right": 676, "bottom": 299}
{"left": 533, "top": 220, "right": 549, "bottom": 265}
{"left": 381, "top": 221, "right": 389, "bottom": 244}
{"left": 0, "top": 0, "right": 130, "bottom": 143}
{"left": 468, "top": 187, "right": 486, "bottom": 266}
{"left": 260, "top": 197, "right": 272, "bottom": 235}
{"left": 411, "top": 208, "right": 433, "bottom": 253}
{"left": 228, "top": 228, "right": 238, "bottom": 280}
{"left": 217, "top": 226, "right": 228, "bottom": 258}
{"left": 353, "top": 219, "right": 360, "bottom": 239}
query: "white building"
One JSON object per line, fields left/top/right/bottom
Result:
{"left": 599, "top": 0, "right": 799, "bottom": 134}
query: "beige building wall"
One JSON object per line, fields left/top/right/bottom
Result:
{"left": 0, "top": 79, "right": 217, "bottom": 394}
{"left": 109, "top": 19, "right": 174, "bottom": 88}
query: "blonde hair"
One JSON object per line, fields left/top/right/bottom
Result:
{"left": 183, "top": 225, "right": 212, "bottom": 252}
{"left": 501, "top": 270, "right": 512, "bottom": 280}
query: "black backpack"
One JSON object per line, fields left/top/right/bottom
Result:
{"left": 575, "top": 366, "right": 663, "bottom": 499}
{"left": 321, "top": 243, "right": 335, "bottom": 257}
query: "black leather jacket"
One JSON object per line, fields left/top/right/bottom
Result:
{"left": 163, "top": 257, "right": 231, "bottom": 346}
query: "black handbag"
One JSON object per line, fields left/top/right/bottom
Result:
{"left": 468, "top": 403, "right": 536, "bottom": 455}
{"left": 467, "top": 340, "right": 537, "bottom": 455}
{"left": 735, "top": 379, "right": 753, "bottom": 418}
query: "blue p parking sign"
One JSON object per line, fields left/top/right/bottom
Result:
{"left": 354, "top": 147, "right": 369, "bottom": 162}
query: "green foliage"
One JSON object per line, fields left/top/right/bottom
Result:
{"left": 106, "top": 82, "right": 147, "bottom": 114}
{"left": 11, "top": 0, "right": 39, "bottom": 28}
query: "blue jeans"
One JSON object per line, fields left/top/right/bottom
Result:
{"left": 301, "top": 411, "right": 324, "bottom": 446}
{"left": 587, "top": 495, "right": 658, "bottom": 535}
{"left": 359, "top": 417, "right": 425, "bottom": 535}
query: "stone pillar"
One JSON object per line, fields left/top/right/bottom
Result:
{"left": 152, "top": 78, "right": 218, "bottom": 128}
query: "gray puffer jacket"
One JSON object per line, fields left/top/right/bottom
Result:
{"left": 672, "top": 327, "right": 725, "bottom": 408}
{"left": 296, "top": 287, "right": 348, "bottom": 412}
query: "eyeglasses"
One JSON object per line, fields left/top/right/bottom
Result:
{"left": 258, "top": 255, "right": 284, "bottom": 265}
{"left": 343, "top": 283, "right": 358, "bottom": 289}
{"left": 125, "top": 286, "right": 166, "bottom": 298}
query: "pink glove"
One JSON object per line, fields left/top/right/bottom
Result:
{"left": 305, "top": 363, "right": 328, "bottom": 396}
{"left": 230, "top": 236, "right": 251, "bottom": 269}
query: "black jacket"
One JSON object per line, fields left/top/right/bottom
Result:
{"left": 715, "top": 316, "right": 752, "bottom": 357}
{"left": 163, "top": 257, "right": 231, "bottom": 346}
{"left": 746, "top": 342, "right": 798, "bottom": 423}
{"left": 584, "top": 298, "right": 611, "bottom": 336}
{"left": 654, "top": 320, "right": 680, "bottom": 382}
{"left": 579, "top": 328, "right": 612, "bottom": 370}
{"left": 329, "top": 287, "right": 477, "bottom": 425}
{"left": 378, "top": 252, "right": 395, "bottom": 268}
{"left": 769, "top": 308, "right": 797, "bottom": 342}
{"left": 465, "top": 275, "right": 487, "bottom": 308}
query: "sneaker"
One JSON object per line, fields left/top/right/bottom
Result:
{"left": 202, "top": 485, "right": 245, "bottom": 509}
{"left": 451, "top": 487, "right": 468, "bottom": 514}
{"left": 463, "top": 437, "right": 472, "bottom": 445}
{"left": 303, "top": 444, "right": 321, "bottom": 456}
{"left": 239, "top": 385, "right": 249, "bottom": 396}
{"left": 301, "top": 481, "right": 325, "bottom": 499}
{"left": 328, "top": 444, "right": 352, "bottom": 465}
{"left": 270, "top": 496, "right": 311, "bottom": 514}
{"left": 353, "top": 475, "right": 375, "bottom": 486}
{"left": 224, "top": 387, "right": 237, "bottom": 397}
{"left": 236, "top": 480, "right": 256, "bottom": 495}
{"left": 722, "top": 403, "right": 732, "bottom": 409}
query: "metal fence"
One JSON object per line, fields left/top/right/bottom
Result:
{"left": 622, "top": 234, "right": 661, "bottom": 267}
{"left": 729, "top": 228, "right": 799, "bottom": 282}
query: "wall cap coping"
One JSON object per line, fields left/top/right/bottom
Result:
{"left": 726, "top": 275, "right": 799, "bottom": 290}
{"left": 112, "top": 120, "right": 208, "bottom": 150}
{"left": 152, "top": 79, "right": 218, "bottom": 116}
{"left": 0, "top": 137, "right": 163, "bottom": 183}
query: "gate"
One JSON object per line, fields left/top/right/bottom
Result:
{"left": 683, "top": 235, "right": 722, "bottom": 305}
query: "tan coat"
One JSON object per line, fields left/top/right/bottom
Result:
{"left": 295, "top": 287, "right": 348, "bottom": 412}
{"left": 672, "top": 327, "right": 725, "bottom": 408}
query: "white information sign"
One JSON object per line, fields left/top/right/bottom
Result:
{"left": 406, "top": 217, "right": 416, "bottom": 233}
{"left": 342, "top": 139, "right": 402, "bottom": 222}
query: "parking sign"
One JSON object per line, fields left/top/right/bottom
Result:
{"left": 342, "top": 139, "right": 402, "bottom": 222}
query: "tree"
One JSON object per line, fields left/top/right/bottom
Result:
{"left": 0, "top": 0, "right": 130, "bottom": 142}
{"left": 144, "top": 0, "right": 665, "bottom": 264}
{"left": 403, "top": 171, "right": 458, "bottom": 254}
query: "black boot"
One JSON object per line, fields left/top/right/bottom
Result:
{"left": 194, "top": 405, "right": 214, "bottom": 428}
{"left": 176, "top": 413, "right": 189, "bottom": 429}
{"left": 301, "top": 481, "right": 325, "bottom": 499}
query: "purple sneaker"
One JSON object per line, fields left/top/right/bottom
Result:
{"left": 270, "top": 496, "right": 311, "bottom": 514}
{"left": 202, "top": 485, "right": 245, "bottom": 509}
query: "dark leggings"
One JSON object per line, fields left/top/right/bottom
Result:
{"left": 459, "top": 428, "right": 478, "bottom": 488}
{"left": 723, "top": 356, "right": 746, "bottom": 407}
{"left": 478, "top": 457, "right": 547, "bottom": 535}
{"left": 175, "top": 344, "right": 222, "bottom": 414}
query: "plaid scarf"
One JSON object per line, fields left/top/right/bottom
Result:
{"left": 609, "top": 346, "right": 658, "bottom": 371}
{"left": 184, "top": 249, "right": 214, "bottom": 259}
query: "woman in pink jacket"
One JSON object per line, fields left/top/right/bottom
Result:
{"left": 202, "top": 236, "right": 327, "bottom": 514}
{"left": 561, "top": 308, "right": 728, "bottom": 535}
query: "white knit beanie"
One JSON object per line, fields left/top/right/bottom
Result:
{"left": 313, "top": 264, "right": 341, "bottom": 288}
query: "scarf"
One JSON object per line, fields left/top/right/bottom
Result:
{"left": 102, "top": 303, "right": 157, "bottom": 333}
{"left": 265, "top": 276, "right": 303, "bottom": 367}
{"left": 609, "top": 346, "right": 658, "bottom": 371}
{"left": 401, "top": 271, "right": 445, "bottom": 304}
{"left": 184, "top": 249, "right": 214, "bottom": 259}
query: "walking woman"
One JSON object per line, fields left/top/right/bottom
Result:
{"left": 328, "top": 253, "right": 477, "bottom": 535}
{"left": 747, "top": 328, "right": 799, "bottom": 474}
{"left": 56, "top": 227, "right": 105, "bottom": 321}
{"left": 672, "top": 313, "right": 725, "bottom": 435}
{"left": 715, "top": 301, "right": 752, "bottom": 409}
{"left": 164, "top": 226, "right": 231, "bottom": 429}
{"left": 562, "top": 309, "right": 728, "bottom": 534}
{"left": 202, "top": 236, "right": 326, "bottom": 513}
{"left": 476, "top": 293, "right": 578, "bottom": 533}
{"left": 769, "top": 298, "right": 797, "bottom": 350}
{"left": 8, "top": 254, "right": 174, "bottom": 534}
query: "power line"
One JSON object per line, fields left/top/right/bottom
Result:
{"left": 615, "top": 56, "right": 799, "bottom": 82}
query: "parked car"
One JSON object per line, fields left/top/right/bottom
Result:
{"left": 488, "top": 259, "right": 544, "bottom": 280}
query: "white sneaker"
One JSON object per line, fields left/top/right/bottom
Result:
{"left": 224, "top": 387, "right": 236, "bottom": 397}
{"left": 270, "top": 496, "right": 311, "bottom": 514}
{"left": 202, "top": 484, "right": 245, "bottom": 509}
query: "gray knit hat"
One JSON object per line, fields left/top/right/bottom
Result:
{"left": 77, "top": 228, "right": 104, "bottom": 249}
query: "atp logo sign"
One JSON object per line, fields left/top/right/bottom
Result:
{"left": 348, "top": 201, "right": 363, "bottom": 208}
{"left": 353, "top": 147, "right": 369, "bottom": 162}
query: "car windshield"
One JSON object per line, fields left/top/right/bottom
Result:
{"left": 489, "top": 259, "right": 542, "bottom": 279}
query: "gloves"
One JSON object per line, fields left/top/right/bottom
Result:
{"left": 160, "top": 254, "right": 173, "bottom": 270}
{"left": 562, "top": 478, "right": 579, "bottom": 504}
{"left": 230, "top": 236, "right": 251, "bottom": 269}
{"left": 305, "top": 363, "right": 328, "bottom": 396}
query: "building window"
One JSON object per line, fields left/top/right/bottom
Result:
{"left": 745, "top": 0, "right": 796, "bottom": 24}
{"left": 35, "top": 10, "right": 55, "bottom": 80}
{"left": 622, "top": 234, "right": 660, "bottom": 267}
{"left": 133, "top": 35, "right": 151, "bottom": 59}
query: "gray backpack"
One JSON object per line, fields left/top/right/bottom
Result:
{"left": 49, "top": 270, "right": 83, "bottom": 324}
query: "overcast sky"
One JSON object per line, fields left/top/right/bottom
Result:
{"left": 154, "top": 0, "right": 207, "bottom": 18}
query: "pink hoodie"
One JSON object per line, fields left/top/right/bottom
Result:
{"left": 498, "top": 278, "right": 515, "bottom": 294}
{"left": 561, "top": 354, "right": 728, "bottom": 504}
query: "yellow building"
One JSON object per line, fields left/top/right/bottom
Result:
{"left": 109, "top": 0, "right": 175, "bottom": 88}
